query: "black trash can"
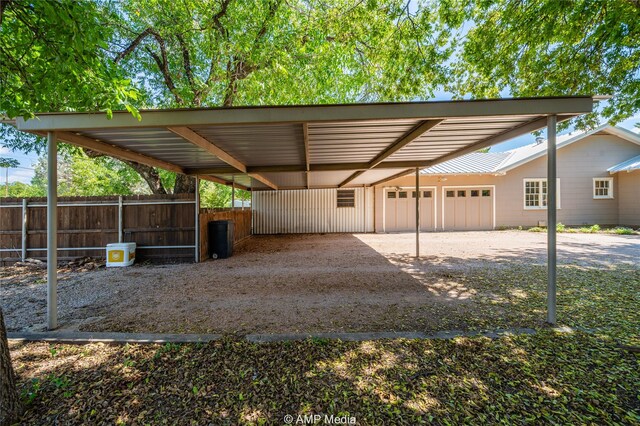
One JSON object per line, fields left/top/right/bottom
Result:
{"left": 208, "top": 220, "right": 234, "bottom": 259}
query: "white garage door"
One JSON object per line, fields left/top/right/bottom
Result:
{"left": 385, "top": 188, "right": 435, "bottom": 232}
{"left": 443, "top": 187, "right": 494, "bottom": 230}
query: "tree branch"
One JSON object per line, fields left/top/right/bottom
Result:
{"left": 0, "top": 0, "right": 12, "bottom": 26}
{"left": 176, "top": 33, "right": 195, "bottom": 88}
{"left": 144, "top": 40, "right": 184, "bottom": 105}
{"left": 222, "top": 0, "right": 281, "bottom": 107}
{"left": 115, "top": 27, "right": 153, "bottom": 63}
{"left": 212, "top": 0, "right": 232, "bottom": 37}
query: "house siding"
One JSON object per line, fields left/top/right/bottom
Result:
{"left": 498, "top": 134, "right": 640, "bottom": 226}
{"left": 375, "top": 133, "right": 640, "bottom": 230}
{"left": 618, "top": 170, "right": 640, "bottom": 227}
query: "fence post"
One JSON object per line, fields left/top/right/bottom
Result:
{"left": 118, "top": 196, "right": 123, "bottom": 243}
{"left": 231, "top": 177, "right": 235, "bottom": 209}
{"left": 21, "top": 198, "right": 27, "bottom": 261}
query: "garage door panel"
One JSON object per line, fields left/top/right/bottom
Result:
{"left": 443, "top": 187, "right": 494, "bottom": 231}
{"left": 385, "top": 188, "right": 435, "bottom": 232}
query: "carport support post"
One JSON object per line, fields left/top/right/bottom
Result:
{"left": 547, "top": 115, "right": 557, "bottom": 324}
{"left": 415, "top": 167, "right": 420, "bottom": 258}
{"left": 47, "top": 131, "right": 58, "bottom": 330}
{"left": 194, "top": 176, "right": 200, "bottom": 263}
{"left": 21, "top": 198, "right": 28, "bottom": 261}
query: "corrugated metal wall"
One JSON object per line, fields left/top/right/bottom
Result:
{"left": 252, "top": 188, "right": 374, "bottom": 234}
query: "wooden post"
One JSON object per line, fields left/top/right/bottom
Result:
{"left": 231, "top": 176, "right": 236, "bottom": 209}
{"left": 21, "top": 198, "right": 27, "bottom": 261}
{"left": 117, "top": 195, "right": 123, "bottom": 243}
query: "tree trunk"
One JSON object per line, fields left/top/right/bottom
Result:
{"left": 0, "top": 307, "right": 22, "bottom": 426}
{"left": 83, "top": 149, "right": 170, "bottom": 195}
{"left": 123, "top": 161, "right": 168, "bottom": 195}
{"left": 173, "top": 174, "right": 195, "bottom": 194}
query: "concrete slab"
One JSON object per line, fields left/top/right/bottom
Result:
{"left": 8, "top": 327, "right": 538, "bottom": 345}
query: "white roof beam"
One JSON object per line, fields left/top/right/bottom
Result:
{"left": 338, "top": 119, "right": 442, "bottom": 187}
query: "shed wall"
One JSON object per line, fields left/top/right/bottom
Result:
{"left": 252, "top": 188, "right": 374, "bottom": 234}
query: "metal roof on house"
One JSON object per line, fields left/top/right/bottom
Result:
{"left": 13, "top": 96, "right": 596, "bottom": 190}
{"left": 608, "top": 154, "right": 640, "bottom": 173}
{"left": 421, "top": 152, "right": 511, "bottom": 175}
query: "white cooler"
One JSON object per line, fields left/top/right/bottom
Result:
{"left": 106, "top": 242, "right": 136, "bottom": 267}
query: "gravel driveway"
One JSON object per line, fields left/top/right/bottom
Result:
{"left": 2, "top": 231, "right": 637, "bottom": 334}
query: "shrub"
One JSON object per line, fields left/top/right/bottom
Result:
{"left": 556, "top": 223, "right": 566, "bottom": 232}
{"left": 607, "top": 227, "right": 636, "bottom": 235}
{"left": 528, "top": 227, "right": 545, "bottom": 232}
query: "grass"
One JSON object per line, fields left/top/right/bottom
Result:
{"left": 606, "top": 227, "right": 637, "bottom": 235}
{"left": 9, "top": 265, "right": 640, "bottom": 425}
{"left": 527, "top": 223, "right": 639, "bottom": 235}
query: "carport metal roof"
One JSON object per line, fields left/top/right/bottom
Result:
{"left": 14, "top": 96, "right": 596, "bottom": 190}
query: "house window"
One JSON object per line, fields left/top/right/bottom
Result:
{"left": 524, "top": 179, "right": 561, "bottom": 209}
{"left": 423, "top": 191, "right": 432, "bottom": 198}
{"left": 593, "top": 178, "right": 613, "bottom": 199}
{"left": 446, "top": 190, "right": 455, "bottom": 197}
{"left": 337, "top": 189, "right": 355, "bottom": 207}
{"left": 412, "top": 191, "right": 418, "bottom": 198}
{"left": 471, "top": 190, "right": 479, "bottom": 197}
{"left": 457, "top": 190, "right": 466, "bottom": 197}
{"left": 387, "top": 191, "right": 396, "bottom": 199}
{"left": 398, "top": 191, "right": 407, "bottom": 198}
{"left": 482, "top": 190, "right": 491, "bottom": 197}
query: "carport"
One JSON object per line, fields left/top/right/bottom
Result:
{"left": 12, "top": 96, "right": 596, "bottom": 330}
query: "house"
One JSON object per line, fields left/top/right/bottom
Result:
{"left": 251, "top": 124, "right": 640, "bottom": 232}
{"left": 375, "top": 125, "right": 640, "bottom": 231}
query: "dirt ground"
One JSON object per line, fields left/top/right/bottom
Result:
{"left": 1, "top": 231, "right": 638, "bottom": 334}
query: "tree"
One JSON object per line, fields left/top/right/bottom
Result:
{"left": 3, "top": 181, "right": 43, "bottom": 197}
{"left": 200, "top": 180, "right": 250, "bottom": 208}
{"left": 440, "top": 0, "right": 640, "bottom": 127}
{"left": 0, "top": 0, "right": 137, "bottom": 119}
{"left": 0, "top": 2, "right": 140, "bottom": 420}
{"left": 0, "top": 307, "right": 21, "bottom": 426}
{"left": 101, "top": 0, "right": 453, "bottom": 193}
{"left": 28, "top": 150, "right": 150, "bottom": 196}
{"left": 0, "top": 156, "right": 19, "bottom": 197}
{"left": 2, "top": 0, "right": 452, "bottom": 194}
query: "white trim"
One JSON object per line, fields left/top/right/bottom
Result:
{"left": 383, "top": 186, "right": 437, "bottom": 232}
{"left": 592, "top": 177, "right": 614, "bottom": 199}
{"left": 441, "top": 185, "right": 496, "bottom": 231}
{"left": 523, "top": 178, "right": 561, "bottom": 210}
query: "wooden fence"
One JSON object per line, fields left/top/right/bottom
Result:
{"left": 199, "top": 209, "right": 252, "bottom": 262}
{"left": 0, "top": 195, "right": 197, "bottom": 265}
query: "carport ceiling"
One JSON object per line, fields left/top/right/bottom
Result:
{"left": 15, "top": 97, "right": 595, "bottom": 190}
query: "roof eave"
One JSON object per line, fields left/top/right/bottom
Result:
{"left": 14, "top": 96, "right": 595, "bottom": 132}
